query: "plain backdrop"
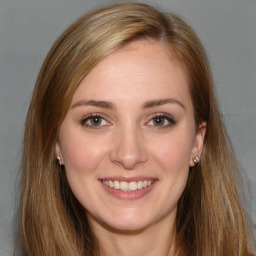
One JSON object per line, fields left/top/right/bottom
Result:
{"left": 1, "top": 0, "right": 255, "bottom": 254}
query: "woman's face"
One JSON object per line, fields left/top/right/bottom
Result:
{"left": 56, "top": 40, "right": 205, "bottom": 232}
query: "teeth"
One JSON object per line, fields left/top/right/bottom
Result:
{"left": 120, "top": 181, "right": 128, "bottom": 191}
{"left": 103, "top": 180, "right": 154, "bottom": 191}
{"left": 114, "top": 180, "right": 120, "bottom": 189}
{"left": 129, "top": 181, "right": 137, "bottom": 191}
{"left": 109, "top": 180, "right": 114, "bottom": 188}
{"left": 137, "top": 181, "right": 143, "bottom": 189}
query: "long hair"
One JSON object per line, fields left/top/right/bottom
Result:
{"left": 17, "top": 3, "right": 255, "bottom": 256}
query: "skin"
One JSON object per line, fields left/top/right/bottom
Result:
{"left": 56, "top": 40, "right": 206, "bottom": 255}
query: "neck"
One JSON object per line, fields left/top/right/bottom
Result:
{"left": 88, "top": 214, "right": 178, "bottom": 256}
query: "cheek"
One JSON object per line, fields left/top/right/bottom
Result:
{"left": 151, "top": 131, "right": 194, "bottom": 172}
{"left": 59, "top": 131, "right": 110, "bottom": 208}
{"left": 59, "top": 130, "right": 109, "bottom": 175}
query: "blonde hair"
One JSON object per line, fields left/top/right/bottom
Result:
{"left": 17, "top": 3, "right": 255, "bottom": 256}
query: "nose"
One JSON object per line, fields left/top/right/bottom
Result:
{"left": 110, "top": 125, "right": 148, "bottom": 170}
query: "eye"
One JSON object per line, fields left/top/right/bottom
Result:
{"left": 81, "top": 114, "right": 109, "bottom": 128}
{"left": 147, "top": 114, "right": 176, "bottom": 128}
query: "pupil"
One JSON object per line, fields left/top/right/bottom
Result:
{"left": 92, "top": 117, "right": 101, "bottom": 124}
{"left": 154, "top": 117, "right": 163, "bottom": 125}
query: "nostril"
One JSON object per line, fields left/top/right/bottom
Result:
{"left": 113, "top": 152, "right": 148, "bottom": 169}
{"left": 109, "top": 129, "right": 148, "bottom": 169}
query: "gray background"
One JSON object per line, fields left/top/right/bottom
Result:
{"left": 1, "top": 0, "right": 255, "bottom": 254}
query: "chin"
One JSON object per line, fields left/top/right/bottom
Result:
{"left": 89, "top": 208, "right": 154, "bottom": 233}
{"left": 104, "top": 218, "right": 151, "bottom": 233}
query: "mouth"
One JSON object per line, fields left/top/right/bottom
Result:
{"left": 102, "top": 179, "right": 154, "bottom": 192}
{"left": 99, "top": 177, "right": 157, "bottom": 200}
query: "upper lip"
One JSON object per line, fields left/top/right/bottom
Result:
{"left": 99, "top": 176, "right": 158, "bottom": 182}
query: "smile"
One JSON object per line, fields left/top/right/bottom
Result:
{"left": 102, "top": 180, "right": 154, "bottom": 192}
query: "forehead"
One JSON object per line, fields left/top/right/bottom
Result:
{"left": 72, "top": 40, "right": 191, "bottom": 107}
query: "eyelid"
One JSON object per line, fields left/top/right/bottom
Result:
{"left": 145, "top": 113, "right": 176, "bottom": 128}
{"left": 80, "top": 113, "right": 111, "bottom": 128}
{"left": 79, "top": 112, "right": 176, "bottom": 129}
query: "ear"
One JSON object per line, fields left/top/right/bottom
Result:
{"left": 190, "top": 122, "right": 207, "bottom": 167}
{"left": 55, "top": 142, "right": 64, "bottom": 165}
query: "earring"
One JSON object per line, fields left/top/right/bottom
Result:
{"left": 193, "top": 155, "right": 200, "bottom": 166}
{"left": 57, "top": 156, "right": 63, "bottom": 166}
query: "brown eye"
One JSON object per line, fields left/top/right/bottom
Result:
{"left": 89, "top": 116, "right": 103, "bottom": 126}
{"left": 147, "top": 114, "right": 176, "bottom": 128}
{"left": 152, "top": 117, "right": 165, "bottom": 126}
{"left": 81, "top": 114, "right": 108, "bottom": 128}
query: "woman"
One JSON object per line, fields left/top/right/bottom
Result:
{"left": 17, "top": 2, "right": 255, "bottom": 256}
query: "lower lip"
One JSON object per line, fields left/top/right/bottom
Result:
{"left": 100, "top": 181, "right": 157, "bottom": 200}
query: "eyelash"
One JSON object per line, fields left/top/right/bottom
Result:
{"left": 80, "top": 113, "right": 108, "bottom": 129}
{"left": 147, "top": 113, "right": 176, "bottom": 128}
{"left": 80, "top": 113, "right": 176, "bottom": 129}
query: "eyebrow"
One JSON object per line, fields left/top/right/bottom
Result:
{"left": 143, "top": 98, "right": 185, "bottom": 109}
{"left": 71, "top": 100, "right": 114, "bottom": 109}
{"left": 71, "top": 98, "right": 185, "bottom": 110}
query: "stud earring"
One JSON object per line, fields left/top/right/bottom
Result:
{"left": 57, "top": 156, "right": 63, "bottom": 166}
{"left": 193, "top": 155, "right": 200, "bottom": 166}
